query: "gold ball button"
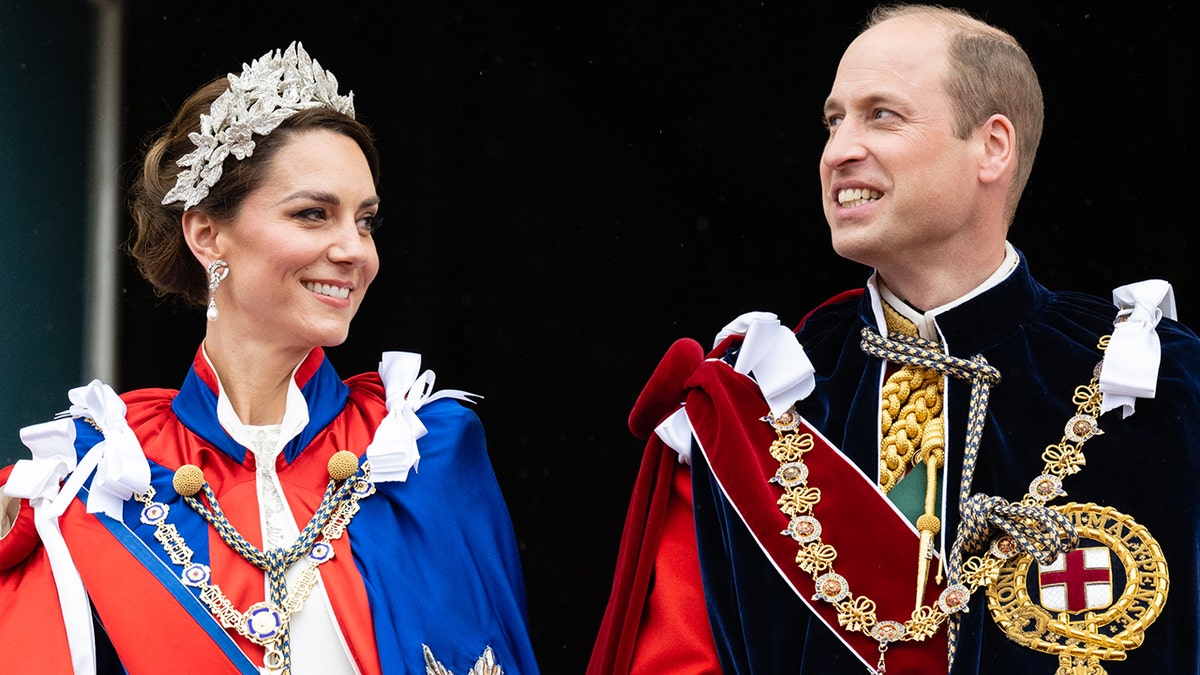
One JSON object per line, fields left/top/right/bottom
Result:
{"left": 327, "top": 450, "right": 359, "bottom": 481}
{"left": 173, "top": 464, "right": 205, "bottom": 497}
{"left": 915, "top": 514, "right": 941, "bottom": 534}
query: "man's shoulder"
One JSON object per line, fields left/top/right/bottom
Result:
{"left": 1041, "top": 286, "right": 1200, "bottom": 399}
{"left": 1046, "top": 287, "right": 1200, "bottom": 344}
{"left": 793, "top": 289, "right": 867, "bottom": 351}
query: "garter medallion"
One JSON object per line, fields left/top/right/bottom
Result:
{"left": 985, "top": 502, "right": 1168, "bottom": 674}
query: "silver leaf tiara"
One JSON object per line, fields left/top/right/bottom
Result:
{"left": 161, "top": 41, "right": 356, "bottom": 210}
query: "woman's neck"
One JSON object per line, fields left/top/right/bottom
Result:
{"left": 202, "top": 330, "right": 310, "bottom": 426}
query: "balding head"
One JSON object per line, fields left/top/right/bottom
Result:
{"left": 864, "top": 4, "right": 1043, "bottom": 223}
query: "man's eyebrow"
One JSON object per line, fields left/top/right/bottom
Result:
{"left": 824, "top": 92, "right": 899, "bottom": 115}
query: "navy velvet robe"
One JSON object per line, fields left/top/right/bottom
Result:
{"left": 692, "top": 252, "right": 1200, "bottom": 673}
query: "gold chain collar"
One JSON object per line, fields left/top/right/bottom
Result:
{"left": 762, "top": 335, "right": 1111, "bottom": 673}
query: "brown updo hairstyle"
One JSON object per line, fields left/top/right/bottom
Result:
{"left": 127, "top": 76, "right": 381, "bottom": 307}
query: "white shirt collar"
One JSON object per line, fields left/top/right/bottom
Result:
{"left": 871, "top": 241, "right": 1020, "bottom": 342}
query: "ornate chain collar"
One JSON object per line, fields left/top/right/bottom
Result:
{"left": 763, "top": 335, "right": 1111, "bottom": 673}
{"left": 134, "top": 451, "right": 374, "bottom": 675}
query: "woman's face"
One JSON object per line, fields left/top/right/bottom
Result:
{"left": 212, "top": 129, "right": 380, "bottom": 352}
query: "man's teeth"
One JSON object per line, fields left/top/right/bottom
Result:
{"left": 304, "top": 282, "right": 350, "bottom": 299}
{"left": 838, "top": 188, "right": 883, "bottom": 208}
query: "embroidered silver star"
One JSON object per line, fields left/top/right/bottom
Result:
{"left": 162, "top": 41, "right": 355, "bottom": 209}
{"left": 423, "top": 645, "right": 503, "bottom": 675}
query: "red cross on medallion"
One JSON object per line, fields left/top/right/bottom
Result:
{"left": 1039, "top": 548, "right": 1112, "bottom": 613}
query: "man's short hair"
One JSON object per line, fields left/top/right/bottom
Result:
{"left": 865, "top": 4, "right": 1044, "bottom": 222}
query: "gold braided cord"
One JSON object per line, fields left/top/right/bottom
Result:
{"left": 880, "top": 364, "right": 944, "bottom": 493}
{"left": 878, "top": 302, "right": 945, "bottom": 495}
{"left": 76, "top": 414, "right": 375, "bottom": 675}
{"left": 877, "top": 303, "right": 948, "bottom": 609}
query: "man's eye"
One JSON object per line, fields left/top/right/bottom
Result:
{"left": 873, "top": 109, "right": 898, "bottom": 120}
{"left": 823, "top": 114, "right": 844, "bottom": 129}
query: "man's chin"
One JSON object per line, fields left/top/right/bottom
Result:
{"left": 829, "top": 232, "right": 883, "bottom": 268}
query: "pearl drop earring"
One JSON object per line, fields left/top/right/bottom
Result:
{"left": 206, "top": 260, "right": 229, "bottom": 322}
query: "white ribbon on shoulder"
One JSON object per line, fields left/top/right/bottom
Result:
{"left": 60, "top": 382, "right": 151, "bottom": 517}
{"left": 657, "top": 312, "right": 817, "bottom": 465}
{"left": 365, "top": 352, "right": 481, "bottom": 482}
{"left": 8, "top": 382, "right": 151, "bottom": 521}
{"left": 3, "top": 379, "right": 145, "bottom": 675}
{"left": 8, "top": 458, "right": 98, "bottom": 675}
{"left": 717, "top": 311, "right": 816, "bottom": 416}
{"left": 1099, "top": 280, "right": 1177, "bottom": 418}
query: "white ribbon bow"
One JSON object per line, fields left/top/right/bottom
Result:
{"left": 717, "top": 311, "right": 816, "bottom": 416}
{"left": 365, "top": 352, "right": 480, "bottom": 482}
{"left": 7, "top": 419, "right": 78, "bottom": 511}
{"left": 1099, "top": 280, "right": 1177, "bottom": 418}
{"left": 8, "top": 380, "right": 150, "bottom": 521}
{"left": 58, "top": 381, "right": 151, "bottom": 518}
{"left": 656, "top": 312, "right": 817, "bottom": 465}
{"left": 2, "top": 381, "right": 146, "bottom": 675}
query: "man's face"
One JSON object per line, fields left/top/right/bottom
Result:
{"left": 819, "top": 17, "right": 982, "bottom": 272}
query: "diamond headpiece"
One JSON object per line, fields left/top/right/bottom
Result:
{"left": 161, "top": 41, "right": 356, "bottom": 210}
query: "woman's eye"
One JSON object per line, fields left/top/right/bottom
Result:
{"left": 295, "top": 207, "right": 327, "bottom": 222}
{"left": 358, "top": 213, "right": 381, "bottom": 234}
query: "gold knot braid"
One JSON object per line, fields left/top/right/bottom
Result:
{"left": 879, "top": 361, "right": 945, "bottom": 493}
{"left": 879, "top": 300, "right": 948, "bottom": 492}
{"left": 915, "top": 513, "right": 941, "bottom": 533}
{"left": 878, "top": 365, "right": 940, "bottom": 485}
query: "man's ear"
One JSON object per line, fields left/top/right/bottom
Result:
{"left": 978, "top": 113, "right": 1016, "bottom": 185}
{"left": 181, "top": 209, "right": 223, "bottom": 266}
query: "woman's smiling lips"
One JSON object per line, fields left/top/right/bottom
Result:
{"left": 303, "top": 280, "right": 352, "bottom": 300}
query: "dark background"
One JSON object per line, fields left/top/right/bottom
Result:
{"left": 105, "top": 2, "right": 1199, "bottom": 673}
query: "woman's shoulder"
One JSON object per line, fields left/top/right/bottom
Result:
{"left": 120, "top": 386, "right": 179, "bottom": 411}
{"left": 117, "top": 387, "right": 181, "bottom": 441}
{"left": 343, "top": 364, "right": 483, "bottom": 425}
{"left": 344, "top": 370, "right": 386, "bottom": 403}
